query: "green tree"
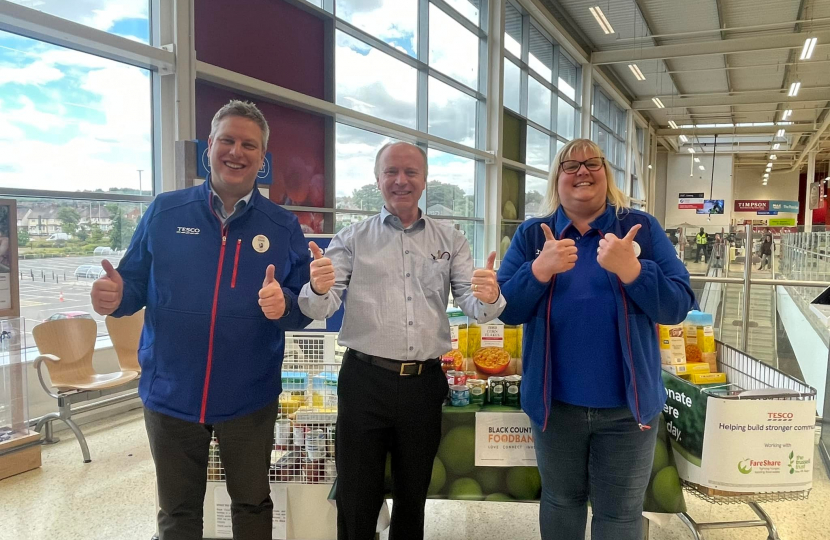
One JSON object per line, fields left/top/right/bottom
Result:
{"left": 526, "top": 190, "right": 544, "bottom": 206}
{"left": 107, "top": 204, "right": 125, "bottom": 250}
{"left": 57, "top": 207, "right": 81, "bottom": 236}
{"left": 351, "top": 184, "right": 384, "bottom": 212}
{"left": 89, "top": 223, "right": 104, "bottom": 244}
{"left": 17, "top": 228, "right": 29, "bottom": 247}
{"left": 426, "top": 181, "right": 472, "bottom": 215}
{"left": 76, "top": 224, "right": 89, "bottom": 242}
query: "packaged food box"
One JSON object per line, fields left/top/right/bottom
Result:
{"left": 467, "top": 320, "right": 517, "bottom": 378}
{"left": 689, "top": 372, "right": 726, "bottom": 385}
{"left": 679, "top": 362, "right": 711, "bottom": 377}
{"left": 662, "top": 363, "right": 688, "bottom": 376}
{"left": 682, "top": 311, "right": 716, "bottom": 367}
{"left": 659, "top": 324, "right": 686, "bottom": 365}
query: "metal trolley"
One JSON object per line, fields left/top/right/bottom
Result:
{"left": 676, "top": 341, "right": 816, "bottom": 540}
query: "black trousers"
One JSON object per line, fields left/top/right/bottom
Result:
{"left": 695, "top": 244, "right": 706, "bottom": 262}
{"left": 144, "top": 399, "right": 280, "bottom": 540}
{"left": 335, "top": 350, "right": 448, "bottom": 540}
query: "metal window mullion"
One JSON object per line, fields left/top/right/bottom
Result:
{"left": 428, "top": 67, "right": 484, "bottom": 100}
{"left": 417, "top": 0, "right": 430, "bottom": 136}
{"left": 336, "top": 19, "right": 424, "bottom": 71}
{"left": 519, "top": 10, "right": 530, "bottom": 118}
{"left": 525, "top": 118, "right": 554, "bottom": 138}
{"left": 528, "top": 68, "right": 556, "bottom": 95}
{"left": 0, "top": 188, "right": 154, "bottom": 203}
{"left": 431, "top": 0, "right": 487, "bottom": 38}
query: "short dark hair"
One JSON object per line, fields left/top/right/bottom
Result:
{"left": 209, "top": 100, "right": 270, "bottom": 150}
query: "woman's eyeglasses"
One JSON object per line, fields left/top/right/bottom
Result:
{"left": 560, "top": 157, "right": 605, "bottom": 174}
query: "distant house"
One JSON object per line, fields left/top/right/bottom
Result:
{"left": 79, "top": 206, "right": 113, "bottom": 232}
{"left": 18, "top": 206, "right": 62, "bottom": 238}
{"left": 426, "top": 203, "right": 454, "bottom": 217}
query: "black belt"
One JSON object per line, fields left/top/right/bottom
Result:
{"left": 346, "top": 349, "right": 440, "bottom": 376}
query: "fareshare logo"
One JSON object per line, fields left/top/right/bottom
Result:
{"left": 738, "top": 459, "right": 753, "bottom": 474}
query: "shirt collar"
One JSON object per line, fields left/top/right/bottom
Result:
{"left": 209, "top": 181, "right": 255, "bottom": 220}
{"left": 380, "top": 206, "right": 425, "bottom": 231}
{"left": 554, "top": 201, "right": 617, "bottom": 237}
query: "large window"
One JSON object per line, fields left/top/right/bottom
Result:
{"left": 333, "top": 0, "right": 487, "bottom": 257}
{"left": 591, "top": 86, "right": 627, "bottom": 193}
{"left": 0, "top": 6, "right": 155, "bottom": 342}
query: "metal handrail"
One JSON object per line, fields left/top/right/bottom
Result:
{"left": 690, "top": 276, "right": 830, "bottom": 287}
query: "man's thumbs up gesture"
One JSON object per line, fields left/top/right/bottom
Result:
{"left": 471, "top": 251, "right": 500, "bottom": 304}
{"left": 259, "top": 264, "right": 286, "bottom": 319}
{"left": 597, "top": 224, "right": 642, "bottom": 284}
{"left": 531, "top": 223, "right": 578, "bottom": 282}
{"left": 309, "top": 241, "right": 336, "bottom": 295}
{"left": 91, "top": 259, "right": 123, "bottom": 315}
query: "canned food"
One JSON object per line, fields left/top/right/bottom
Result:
{"left": 504, "top": 375, "right": 522, "bottom": 407}
{"left": 441, "top": 357, "right": 455, "bottom": 373}
{"left": 293, "top": 425, "right": 306, "bottom": 448}
{"left": 464, "top": 371, "right": 477, "bottom": 380}
{"left": 450, "top": 385, "right": 470, "bottom": 407}
{"left": 275, "top": 419, "right": 292, "bottom": 450}
{"left": 488, "top": 377, "right": 505, "bottom": 405}
{"left": 449, "top": 370, "right": 468, "bottom": 386}
{"left": 467, "top": 379, "right": 487, "bottom": 405}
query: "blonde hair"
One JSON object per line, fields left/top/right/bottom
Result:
{"left": 537, "top": 138, "right": 628, "bottom": 217}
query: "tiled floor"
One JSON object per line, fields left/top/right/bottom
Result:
{"left": 0, "top": 411, "right": 827, "bottom": 540}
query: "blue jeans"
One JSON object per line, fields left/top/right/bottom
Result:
{"left": 532, "top": 400, "right": 658, "bottom": 540}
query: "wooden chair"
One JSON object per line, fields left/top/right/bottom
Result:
{"left": 106, "top": 309, "right": 145, "bottom": 374}
{"left": 32, "top": 318, "right": 139, "bottom": 463}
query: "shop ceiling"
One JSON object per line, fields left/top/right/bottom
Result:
{"left": 542, "top": 0, "right": 830, "bottom": 171}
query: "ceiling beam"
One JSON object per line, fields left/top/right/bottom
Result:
{"left": 657, "top": 124, "right": 815, "bottom": 136}
{"left": 633, "top": 88, "right": 830, "bottom": 109}
{"left": 591, "top": 30, "right": 830, "bottom": 64}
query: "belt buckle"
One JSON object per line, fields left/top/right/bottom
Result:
{"left": 399, "top": 362, "right": 422, "bottom": 376}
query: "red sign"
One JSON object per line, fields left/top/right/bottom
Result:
{"left": 735, "top": 200, "right": 769, "bottom": 212}
{"left": 679, "top": 203, "right": 703, "bottom": 209}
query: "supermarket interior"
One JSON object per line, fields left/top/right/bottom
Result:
{"left": 1, "top": 0, "right": 830, "bottom": 539}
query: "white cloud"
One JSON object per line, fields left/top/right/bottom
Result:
{"left": 0, "top": 60, "right": 63, "bottom": 86}
{"left": 9, "top": 0, "right": 148, "bottom": 33}
{"left": 428, "top": 4, "right": 478, "bottom": 89}
{"left": 4, "top": 95, "right": 67, "bottom": 131}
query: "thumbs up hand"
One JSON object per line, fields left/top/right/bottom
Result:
{"left": 309, "top": 241, "right": 335, "bottom": 295}
{"left": 531, "top": 223, "right": 578, "bottom": 282}
{"left": 91, "top": 259, "right": 124, "bottom": 315}
{"left": 471, "top": 251, "right": 500, "bottom": 304}
{"left": 597, "top": 224, "right": 642, "bottom": 284}
{"left": 258, "top": 264, "right": 286, "bottom": 319}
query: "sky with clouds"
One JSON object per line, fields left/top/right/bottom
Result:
{"left": 0, "top": 1, "right": 151, "bottom": 193}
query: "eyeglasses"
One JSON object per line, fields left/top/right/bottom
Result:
{"left": 560, "top": 157, "right": 605, "bottom": 174}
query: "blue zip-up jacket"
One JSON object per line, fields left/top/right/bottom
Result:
{"left": 497, "top": 204, "right": 694, "bottom": 430}
{"left": 112, "top": 181, "right": 312, "bottom": 424}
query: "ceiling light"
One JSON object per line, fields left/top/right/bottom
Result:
{"left": 782, "top": 109, "right": 792, "bottom": 120}
{"left": 628, "top": 64, "right": 646, "bottom": 81}
{"left": 788, "top": 82, "right": 801, "bottom": 97}
{"left": 699, "top": 165, "right": 705, "bottom": 171}
{"left": 773, "top": 143, "right": 780, "bottom": 150}
{"left": 776, "top": 129, "right": 786, "bottom": 138}
{"left": 767, "top": 162, "right": 773, "bottom": 167}
{"left": 679, "top": 135, "right": 688, "bottom": 143}
{"left": 800, "top": 37, "right": 818, "bottom": 60}
{"left": 589, "top": 6, "right": 615, "bottom": 34}
{"left": 652, "top": 97, "right": 665, "bottom": 108}
{"left": 694, "top": 157, "right": 700, "bottom": 163}
{"left": 766, "top": 168, "right": 772, "bottom": 172}
{"left": 688, "top": 148, "right": 695, "bottom": 153}
{"left": 770, "top": 155, "right": 777, "bottom": 160}
{"left": 668, "top": 120, "right": 678, "bottom": 129}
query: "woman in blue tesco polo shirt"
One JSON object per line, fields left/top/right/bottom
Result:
{"left": 497, "top": 139, "right": 694, "bottom": 540}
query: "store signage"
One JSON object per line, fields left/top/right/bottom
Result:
{"left": 809, "top": 183, "right": 821, "bottom": 210}
{"left": 679, "top": 192, "right": 704, "bottom": 209}
{"left": 196, "top": 139, "right": 273, "bottom": 185}
{"left": 770, "top": 200, "right": 800, "bottom": 213}
{"left": 475, "top": 412, "right": 536, "bottom": 467}
{"left": 735, "top": 200, "right": 769, "bottom": 212}
{"left": 757, "top": 211, "right": 778, "bottom": 216}
{"left": 769, "top": 218, "right": 797, "bottom": 227}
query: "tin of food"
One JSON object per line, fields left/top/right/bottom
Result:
{"left": 504, "top": 375, "right": 522, "bottom": 407}
{"left": 488, "top": 376, "right": 505, "bottom": 405}
{"left": 450, "top": 385, "right": 471, "bottom": 406}
{"left": 467, "top": 379, "right": 487, "bottom": 405}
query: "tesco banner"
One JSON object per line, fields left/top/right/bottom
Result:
{"left": 735, "top": 200, "right": 769, "bottom": 212}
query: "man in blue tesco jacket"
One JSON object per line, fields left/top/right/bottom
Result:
{"left": 91, "top": 100, "right": 312, "bottom": 540}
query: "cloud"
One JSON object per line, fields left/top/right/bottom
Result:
{"left": 0, "top": 59, "right": 63, "bottom": 86}
{"left": 428, "top": 4, "right": 479, "bottom": 89}
{"left": 4, "top": 95, "right": 67, "bottom": 131}
{"left": 8, "top": 0, "right": 148, "bottom": 33}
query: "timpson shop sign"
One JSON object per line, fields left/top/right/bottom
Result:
{"left": 734, "top": 200, "right": 770, "bottom": 212}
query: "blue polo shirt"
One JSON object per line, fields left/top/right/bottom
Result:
{"left": 548, "top": 209, "right": 628, "bottom": 408}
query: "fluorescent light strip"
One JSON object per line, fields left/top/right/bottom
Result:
{"left": 773, "top": 143, "right": 780, "bottom": 150}
{"left": 788, "top": 82, "right": 801, "bottom": 97}
{"left": 652, "top": 97, "right": 665, "bottom": 108}
{"left": 782, "top": 109, "right": 792, "bottom": 120}
{"left": 767, "top": 162, "right": 773, "bottom": 167}
{"left": 688, "top": 148, "right": 695, "bottom": 153}
{"left": 770, "top": 155, "right": 777, "bottom": 160}
{"left": 801, "top": 37, "right": 818, "bottom": 60}
{"left": 694, "top": 157, "right": 700, "bottom": 163}
{"left": 679, "top": 135, "right": 688, "bottom": 143}
{"left": 766, "top": 168, "right": 772, "bottom": 172}
{"left": 628, "top": 64, "right": 646, "bottom": 81}
{"left": 699, "top": 166, "right": 705, "bottom": 171}
{"left": 776, "top": 129, "right": 785, "bottom": 138}
{"left": 589, "top": 6, "right": 614, "bottom": 34}
{"left": 668, "top": 120, "right": 678, "bottom": 129}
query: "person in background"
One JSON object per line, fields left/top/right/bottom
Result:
{"left": 299, "top": 141, "right": 506, "bottom": 540}
{"left": 92, "top": 100, "right": 312, "bottom": 540}
{"left": 677, "top": 227, "right": 688, "bottom": 265}
{"left": 695, "top": 227, "right": 708, "bottom": 263}
{"left": 496, "top": 138, "right": 695, "bottom": 540}
{"left": 759, "top": 233, "right": 773, "bottom": 271}
{"left": 712, "top": 233, "right": 724, "bottom": 269}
